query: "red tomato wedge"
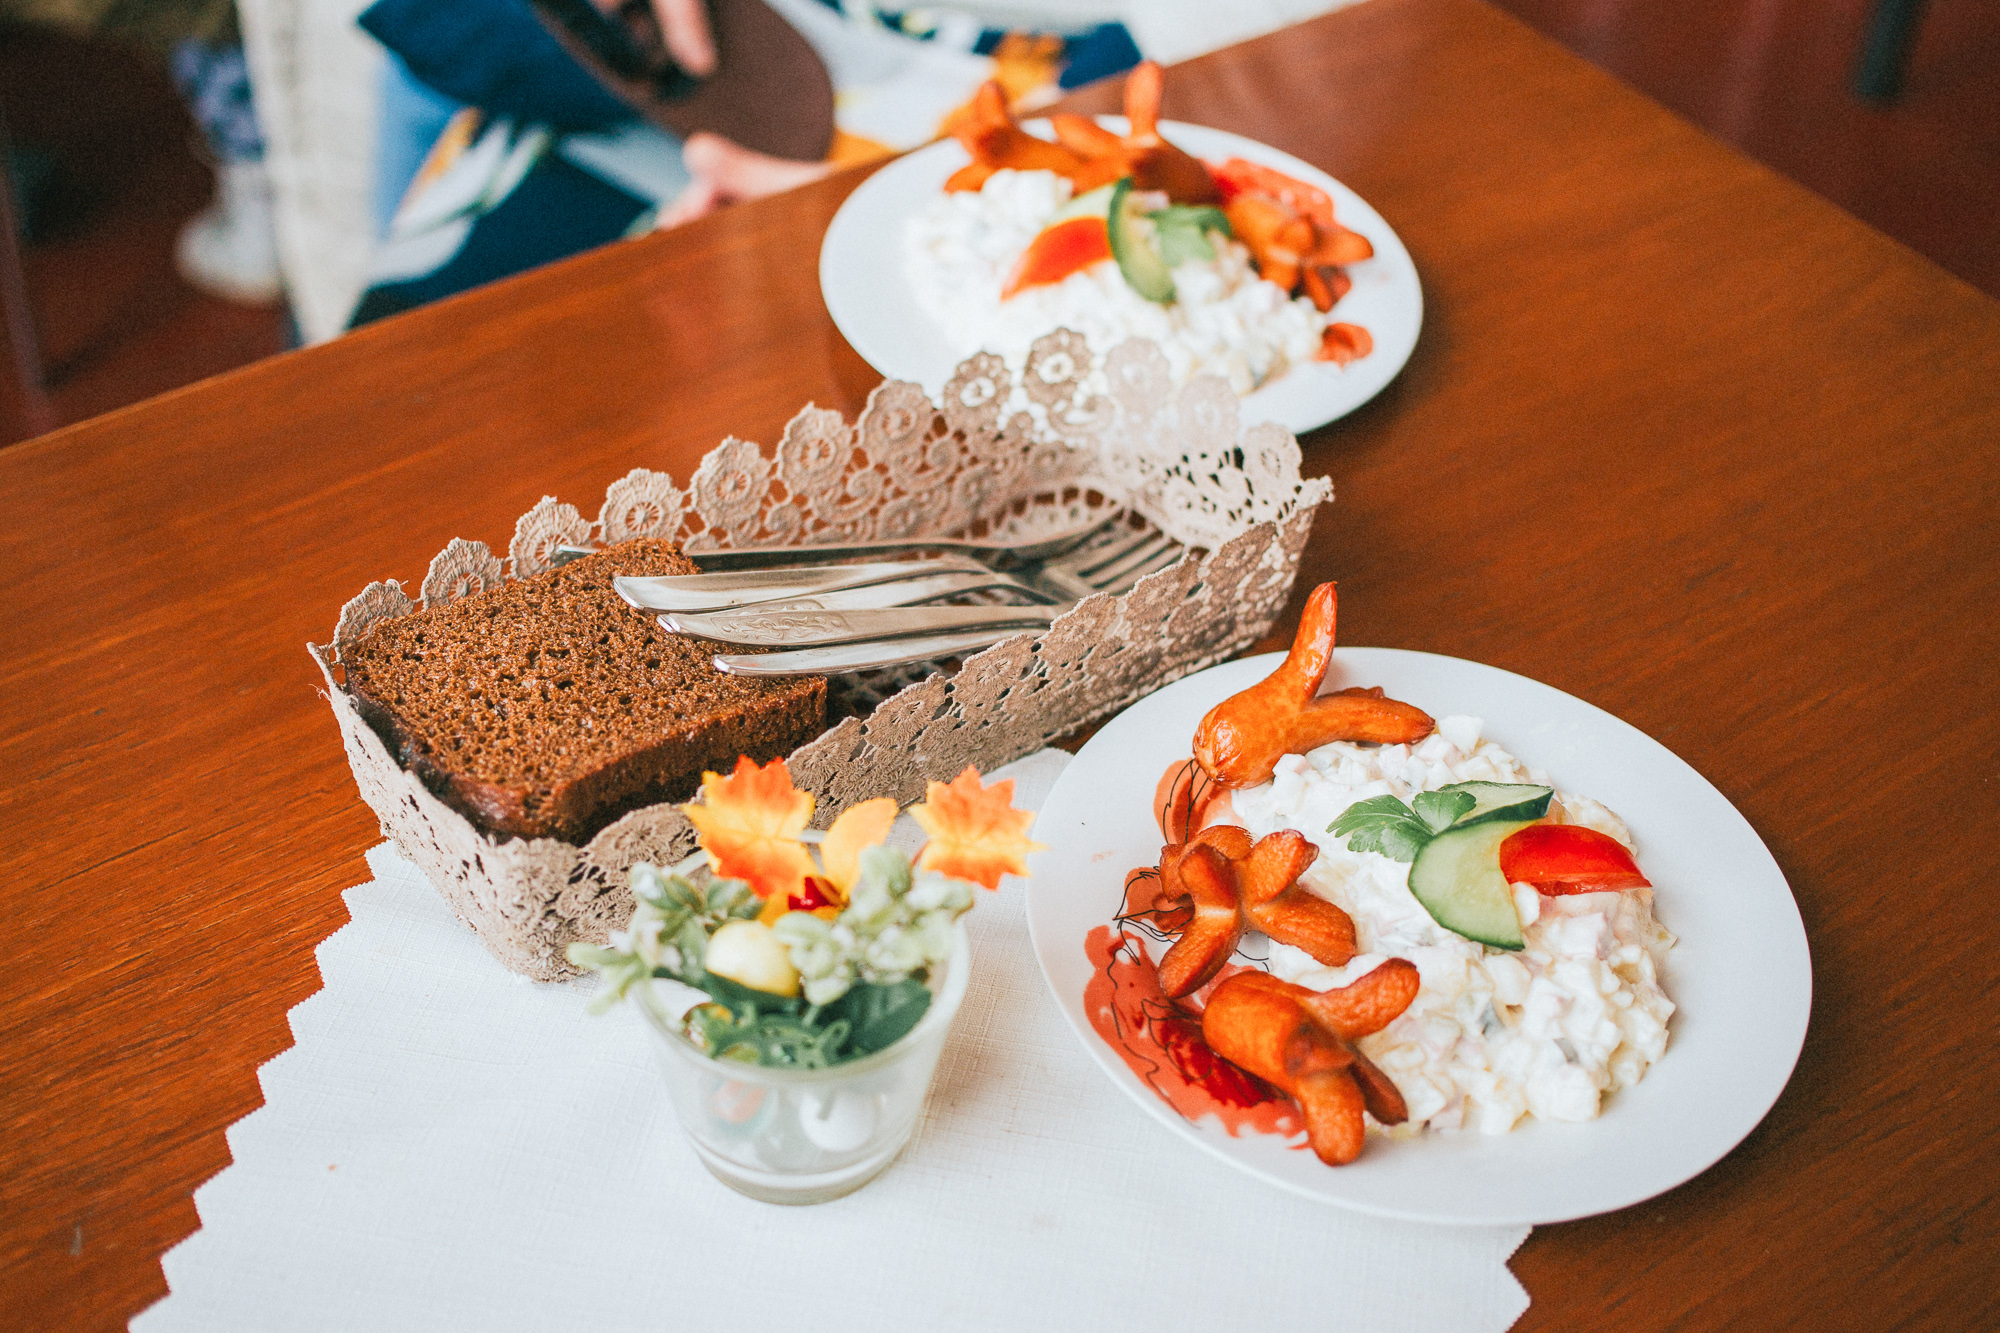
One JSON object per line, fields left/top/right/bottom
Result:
{"left": 1499, "top": 824, "right": 1652, "bottom": 895}
{"left": 1001, "top": 215, "right": 1113, "bottom": 299}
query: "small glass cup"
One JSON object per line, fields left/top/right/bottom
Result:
{"left": 641, "top": 925, "right": 970, "bottom": 1205}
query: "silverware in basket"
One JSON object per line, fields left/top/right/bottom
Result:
{"left": 562, "top": 507, "right": 1123, "bottom": 574}
{"left": 672, "top": 602, "right": 1056, "bottom": 647}
{"left": 613, "top": 558, "right": 1047, "bottom": 614}
{"left": 704, "top": 527, "right": 1186, "bottom": 674}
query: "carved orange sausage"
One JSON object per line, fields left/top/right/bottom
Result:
{"left": 1245, "top": 889, "right": 1358, "bottom": 968}
{"left": 1294, "top": 1067, "right": 1370, "bottom": 1165}
{"left": 1154, "top": 829, "right": 1341, "bottom": 997}
{"left": 1234, "top": 830, "right": 1357, "bottom": 968}
{"left": 1050, "top": 113, "right": 1127, "bottom": 160}
{"left": 1192, "top": 583, "right": 1435, "bottom": 787}
{"left": 1346, "top": 1049, "right": 1410, "bottom": 1127}
{"left": 1156, "top": 844, "right": 1245, "bottom": 998}
{"left": 945, "top": 162, "right": 996, "bottom": 193}
{"left": 1124, "top": 58, "right": 1164, "bottom": 141}
{"left": 1203, "top": 963, "right": 1422, "bottom": 1162}
{"left": 1200, "top": 972, "right": 1353, "bottom": 1084}
{"left": 1120, "top": 61, "right": 1220, "bottom": 203}
{"left": 1297, "top": 956, "right": 1422, "bottom": 1041}
{"left": 1202, "top": 973, "right": 1366, "bottom": 1165}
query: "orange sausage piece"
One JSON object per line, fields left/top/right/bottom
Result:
{"left": 1050, "top": 113, "right": 1127, "bottom": 159}
{"left": 1203, "top": 973, "right": 1367, "bottom": 1165}
{"left": 1192, "top": 583, "right": 1434, "bottom": 787}
{"left": 1156, "top": 844, "right": 1246, "bottom": 998}
{"left": 1297, "top": 957, "right": 1422, "bottom": 1040}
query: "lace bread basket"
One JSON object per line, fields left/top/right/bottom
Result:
{"left": 314, "top": 333, "right": 1332, "bottom": 980}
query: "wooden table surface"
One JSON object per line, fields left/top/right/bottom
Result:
{"left": 4, "top": 0, "right": 1996, "bottom": 1326}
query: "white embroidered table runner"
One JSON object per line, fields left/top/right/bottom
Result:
{"left": 135, "top": 750, "right": 1529, "bottom": 1333}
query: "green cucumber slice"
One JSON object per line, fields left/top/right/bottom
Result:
{"left": 1407, "top": 818, "right": 1533, "bottom": 950}
{"left": 1436, "top": 781, "right": 1552, "bottom": 828}
{"left": 1149, "top": 204, "right": 1231, "bottom": 266}
{"left": 1151, "top": 204, "right": 1231, "bottom": 234}
{"left": 1107, "top": 177, "right": 1175, "bottom": 303}
{"left": 1152, "top": 215, "right": 1214, "bottom": 266}
{"left": 1055, "top": 183, "right": 1116, "bottom": 223}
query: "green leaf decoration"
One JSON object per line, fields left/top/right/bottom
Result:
{"left": 708, "top": 879, "right": 751, "bottom": 917}
{"left": 1413, "top": 788, "right": 1477, "bottom": 834}
{"left": 673, "top": 919, "right": 711, "bottom": 983}
{"left": 571, "top": 847, "right": 970, "bottom": 1068}
{"left": 693, "top": 968, "right": 804, "bottom": 1019}
{"left": 831, "top": 979, "right": 933, "bottom": 1057}
{"left": 657, "top": 874, "right": 696, "bottom": 911}
{"left": 1329, "top": 794, "right": 1434, "bottom": 862}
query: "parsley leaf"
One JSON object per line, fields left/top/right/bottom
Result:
{"left": 1329, "top": 795, "right": 1433, "bottom": 862}
{"left": 1413, "top": 788, "right": 1477, "bottom": 833}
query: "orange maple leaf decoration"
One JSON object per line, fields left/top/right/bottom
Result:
{"left": 910, "top": 767, "right": 1046, "bottom": 890}
{"left": 683, "top": 756, "right": 818, "bottom": 904}
{"left": 763, "top": 796, "right": 899, "bottom": 925}
{"left": 819, "top": 797, "right": 900, "bottom": 895}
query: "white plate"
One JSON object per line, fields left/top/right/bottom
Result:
{"left": 819, "top": 120, "right": 1423, "bottom": 435}
{"left": 1024, "top": 649, "right": 1811, "bottom": 1226}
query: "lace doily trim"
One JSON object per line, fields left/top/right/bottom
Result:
{"left": 319, "top": 335, "right": 1333, "bottom": 979}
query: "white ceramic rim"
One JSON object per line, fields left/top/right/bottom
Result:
{"left": 1023, "top": 648, "right": 1813, "bottom": 1226}
{"left": 818, "top": 118, "right": 1424, "bottom": 435}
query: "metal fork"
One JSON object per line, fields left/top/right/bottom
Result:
{"left": 565, "top": 507, "right": 1122, "bottom": 575}
{"left": 671, "top": 526, "right": 1176, "bottom": 643}
{"left": 702, "top": 527, "right": 1185, "bottom": 675}
{"left": 616, "top": 523, "right": 1169, "bottom": 615}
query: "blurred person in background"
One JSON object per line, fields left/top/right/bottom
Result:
{"left": 1, "top": 0, "right": 281, "bottom": 302}
{"left": 350, "top": 0, "right": 1137, "bottom": 323}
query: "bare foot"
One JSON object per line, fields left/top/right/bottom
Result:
{"left": 658, "top": 132, "right": 833, "bottom": 228}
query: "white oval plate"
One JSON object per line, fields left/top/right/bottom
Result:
{"left": 819, "top": 120, "right": 1422, "bottom": 435}
{"left": 1024, "top": 649, "right": 1811, "bottom": 1226}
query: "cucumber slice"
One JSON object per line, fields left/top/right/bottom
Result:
{"left": 1152, "top": 215, "right": 1214, "bottom": 266}
{"left": 1149, "top": 204, "right": 1231, "bottom": 267}
{"left": 1055, "top": 183, "right": 1116, "bottom": 222}
{"left": 1407, "top": 818, "right": 1533, "bottom": 950}
{"left": 1436, "top": 781, "right": 1552, "bottom": 828}
{"left": 1107, "top": 177, "right": 1175, "bottom": 303}
{"left": 1150, "top": 204, "right": 1231, "bottom": 235}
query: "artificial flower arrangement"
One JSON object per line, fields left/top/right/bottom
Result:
{"left": 571, "top": 757, "right": 1042, "bottom": 1068}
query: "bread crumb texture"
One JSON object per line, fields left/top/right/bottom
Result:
{"left": 342, "top": 539, "right": 826, "bottom": 842}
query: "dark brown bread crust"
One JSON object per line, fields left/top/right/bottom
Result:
{"left": 341, "top": 539, "right": 826, "bottom": 843}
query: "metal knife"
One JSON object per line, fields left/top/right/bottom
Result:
{"left": 712, "top": 628, "right": 1027, "bottom": 676}
{"left": 614, "top": 558, "right": 1003, "bottom": 612}
{"left": 663, "top": 603, "right": 1058, "bottom": 648}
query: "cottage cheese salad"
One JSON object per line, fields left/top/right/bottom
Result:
{"left": 1111, "top": 582, "right": 1678, "bottom": 1168}
{"left": 903, "top": 61, "right": 1378, "bottom": 398}
{"left": 905, "top": 169, "right": 1331, "bottom": 395}
{"left": 1230, "top": 720, "right": 1677, "bottom": 1135}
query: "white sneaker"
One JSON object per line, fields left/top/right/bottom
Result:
{"left": 175, "top": 159, "right": 283, "bottom": 304}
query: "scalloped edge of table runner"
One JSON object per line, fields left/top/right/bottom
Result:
{"left": 134, "top": 751, "right": 1531, "bottom": 1333}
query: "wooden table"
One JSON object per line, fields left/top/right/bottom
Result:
{"left": 4, "top": 0, "right": 1996, "bottom": 1326}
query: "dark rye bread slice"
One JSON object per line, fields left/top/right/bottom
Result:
{"left": 342, "top": 539, "right": 826, "bottom": 843}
